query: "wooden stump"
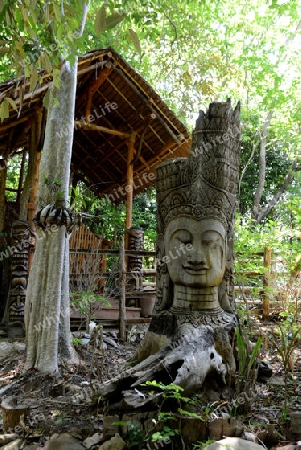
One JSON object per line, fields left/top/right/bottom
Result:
{"left": 1, "top": 396, "right": 29, "bottom": 431}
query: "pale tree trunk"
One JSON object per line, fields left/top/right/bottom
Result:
{"left": 251, "top": 111, "right": 272, "bottom": 222}
{"left": 24, "top": 3, "right": 89, "bottom": 373}
{"left": 255, "top": 161, "right": 299, "bottom": 224}
{"left": 250, "top": 111, "right": 299, "bottom": 224}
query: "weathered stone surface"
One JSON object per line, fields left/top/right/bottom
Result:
{"left": 257, "top": 359, "right": 273, "bottom": 381}
{"left": 243, "top": 431, "right": 257, "bottom": 442}
{"left": 98, "top": 434, "right": 126, "bottom": 450}
{"left": 1, "top": 439, "right": 23, "bottom": 450}
{"left": 46, "top": 433, "right": 85, "bottom": 450}
{"left": 0, "top": 434, "right": 18, "bottom": 445}
{"left": 267, "top": 376, "right": 285, "bottom": 386}
{"left": 83, "top": 433, "right": 102, "bottom": 449}
{"left": 205, "top": 437, "right": 265, "bottom": 449}
{"left": 0, "top": 342, "right": 25, "bottom": 360}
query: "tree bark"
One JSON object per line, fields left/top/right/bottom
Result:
{"left": 24, "top": 3, "right": 89, "bottom": 373}
{"left": 251, "top": 111, "right": 272, "bottom": 222}
{"left": 254, "top": 161, "right": 298, "bottom": 224}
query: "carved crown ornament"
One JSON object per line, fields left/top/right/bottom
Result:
{"left": 157, "top": 100, "right": 240, "bottom": 236}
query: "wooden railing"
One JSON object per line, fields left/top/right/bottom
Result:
{"left": 70, "top": 240, "right": 286, "bottom": 332}
{"left": 234, "top": 247, "right": 284, "bottom": 319}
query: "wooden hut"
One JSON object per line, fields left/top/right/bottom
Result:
{"left": 0, "top": 47, "right": 190, "bottom": 323}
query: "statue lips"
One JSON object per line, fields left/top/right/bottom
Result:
{"left": 182, "top": 263, "right": 209, "bottom": 275}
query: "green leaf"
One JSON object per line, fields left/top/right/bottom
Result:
{"left": 24, "top": 64, "right": 32, "bottom": 78}
{"left": 6, "top": 98, "right": 18, "bottom": 113}
{"left": 0, "top": 0, "right": 4, "bottom": 13}
{"left": 127, "top": 28, "right": 141, "bottom": 53}
{"left": 0, "top": 100, "right": 9, "bottom": 121}
{"left": 42, "top": 52, "right": 52, "bottom": 74}
{"left": 53, "top": 3, "right": 61, "bottom": 22}
{"left": 105, "top": 12, "right": 126, "bottom": 29}
{"left": 42, "top": 89, "right": 50, "bottom": 110}
{"left": 94, "top": 5, "right": 106, "bottom": 35}
{"left": 29, "top": 67, "right": 38, "bottom": 91}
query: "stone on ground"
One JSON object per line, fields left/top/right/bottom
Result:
{"left": 1, "top": 438, "right": 23, "bottom": 450}
{"left": 46, "top": 433, "right": 85, "bottom": 450}
{"left": 204, "top": 437, "right": 265, "bottom": 449}
{"left": 98, "top": 434, "right": 126, "bottom": 450}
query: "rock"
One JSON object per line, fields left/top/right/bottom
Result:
{"left": 98, "top": 434, "right": 126, "bottom": 450}
{"left": 1, "top": 438, "right": 23, "bottom": 450}
{"left": 267, "top": 376, "right": 285, "bottom": 386}
{"left": 204, "top": 437, "right": 265, "bottom": 449}
{"left": 47, "top": 433, "right": 85, "bottom": 450}
{"left": 257, "top": 359, "right": 273, "bottom": 381}
{"left": 0, "top": 342, "right": 25, "bottom": 360}
{"left": 243, "top": 432, "right": 257, "bottom": 442}
{"left": 103, "top": 336, "right": 117, "bottom": 347}
{"left": 108, "top": 331, "right": 118, "bottom": 340}
{"left": 13, "top": 342, "right": 26, "bottom": 352}
{"left": 83, "top": 433, "right": 101, "bottom": 449}
{"left": 0, "top": 434, "right": 18, "bottom": 445}
{"left": 276, "top": 445, "right": 297, "bottom": 450}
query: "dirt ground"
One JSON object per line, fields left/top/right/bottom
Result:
{"left": 0, "top": 318, "right": 300, "bottom": 449}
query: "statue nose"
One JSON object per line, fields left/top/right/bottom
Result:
{"left": 187, "top": 246, "right": 207, "bottom": 264}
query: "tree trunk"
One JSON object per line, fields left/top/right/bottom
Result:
{"left": 254, "top": 161, "right": 298, "bottom": 223}
{"left": 24, "top": 63, "right": 82, "bottom": 372}
{"left": 251, "top": 111, "right": 272, "bottom": 222}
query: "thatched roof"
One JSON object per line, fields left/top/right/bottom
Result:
{"left": 0, "top": 48, "right": 190, "bottom": 201}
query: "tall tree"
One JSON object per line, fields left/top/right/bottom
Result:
{"left": 0, "top": 0, "right": 91, "bottom": 372}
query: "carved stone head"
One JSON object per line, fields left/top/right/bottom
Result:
{"left": 155, "top": 100, "right": 240, "bottom": 313}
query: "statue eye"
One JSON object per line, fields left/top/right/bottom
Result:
{"left": 172, "top": 229, "right": 192, "bottom": 244}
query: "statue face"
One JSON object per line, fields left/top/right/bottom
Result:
{"left": 164, "top": 217, "right": 226, "bottom": 288}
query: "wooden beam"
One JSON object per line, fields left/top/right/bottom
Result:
{"left": 85, "top": 64, "right": 113, "bottom": 121}
{"left": 74, "top": 121, "right": 128, "bottom": 138}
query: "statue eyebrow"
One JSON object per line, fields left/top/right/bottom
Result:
{"left": 171, "top": 229, "right": 192, "bottom": 239}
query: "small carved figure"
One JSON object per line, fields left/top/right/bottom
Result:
{"left": 7, "top": 220, "right": 35, "bottom": 326}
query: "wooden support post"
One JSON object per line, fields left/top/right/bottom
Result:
{"left": 126, "top": 131, "right": 136, "bottom": 231}
{"left": 0, "top": 157, "right": 7, "bottom": 233}
{"left": 119, "top": 236, "right": 127, "bottom": 341}
{"left": 262, "top": 246, "right": 272, "bottom": 320}
{"left": 16, "top": 150, "right": 27, "bottom": 211}
{"left": 25, "top": 109, "right": 43, "bottom": 231}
